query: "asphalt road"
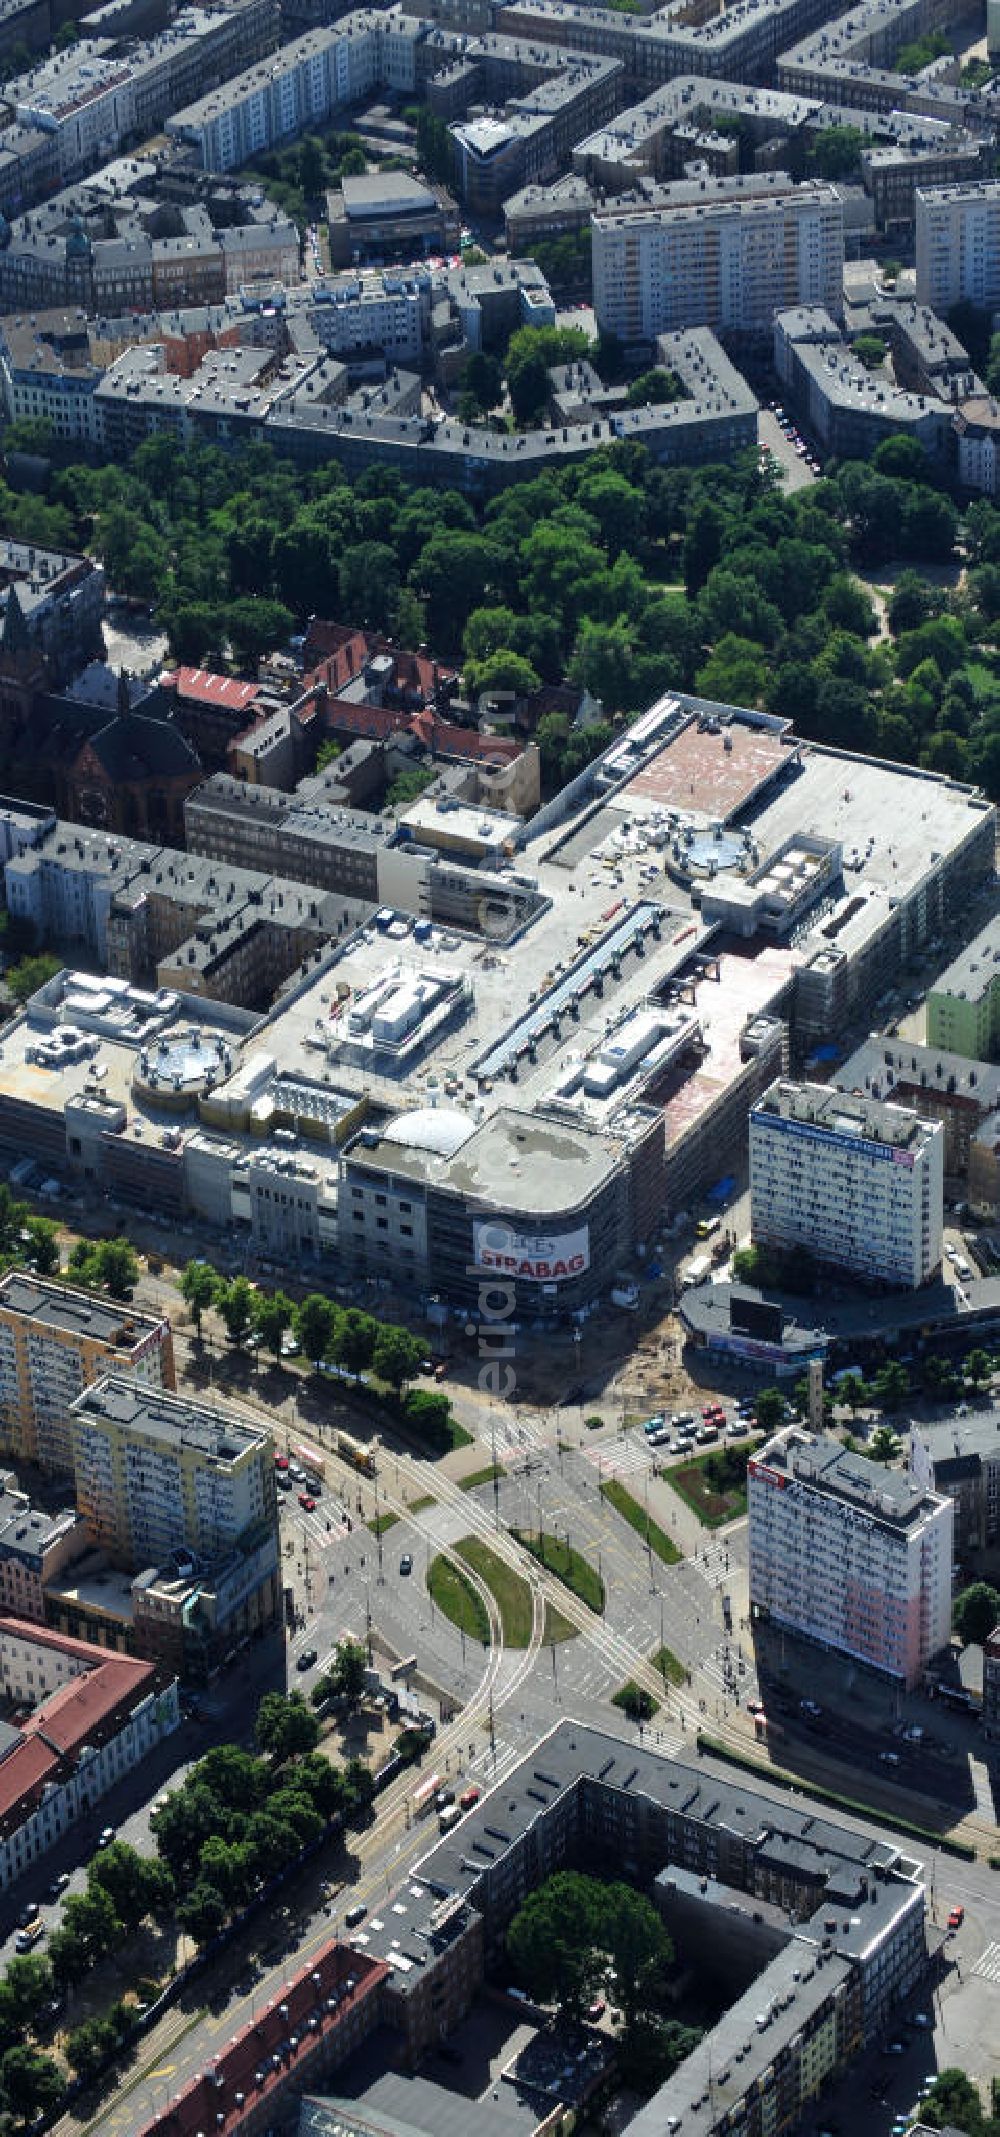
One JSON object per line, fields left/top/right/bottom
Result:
{"left": 18, "top": 1255, "right": 1000, "bottom": 2133}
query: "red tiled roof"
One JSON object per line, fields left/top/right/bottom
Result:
{"left": 414, "top": 712, "right": 520, "bottom": 765}
{"left": 0, "top": 1620, "right": 156, "bottom": 1834}
{"left": 2, "top": 1618, "right": 154, "bottom": 1755}
{"left": 304, "top": 628, "right": 370, "bottom": 694}
{"left": 0, "top": 1736, "right": 58, "bottom": 1822}
{"left": 164, "top": 669, "right": 263, "bottom": 713}
{"left": 303, "top": 623, "right": 459, "bottom": 705}
{"left": 24, "top": 1655, "right": 153, "bottom": 1756}
{"left": 137, "top": 1941, "right": 389, "bottom": 2136}
{"left": 303, "top": 620, "right": 364, "bottom": 662}
{"left": 3, "top": 1618, "right": 126, "bottom": 1669}
{"left": 322, "top": 698, "right": 408, "bottom": 742}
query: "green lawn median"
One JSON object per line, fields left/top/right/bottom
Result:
{"left": 455, "top": 1537, "right": 533, "bottom": 1647}
{"left": 652, "top": 1643, "right": 688, "bottom": 1687}
{"left": 600, "top": 1476, "right": 682, "bottom": 1564}
{"left": 459, "top": 1463, "right": 506, "bottom": 1491}
{"left": 512, "top": 1528, "right": 604, "bottom": 1613}
{"left": 427, "top": 1553, "right": 490, "bottom": 1645}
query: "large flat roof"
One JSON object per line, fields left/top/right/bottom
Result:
{"left": 354, "top": 1106, "right": 618, "bottom": 1212}
{"left": 0, "top": 1271, "right": 165, "bottom": 1350}
{"left": 660, "top": 946, "right": 793, "bottom": 1148}
{"left": 70, "top": 1375, "right": 269, "bottom": 1460}
{"left": 757, "top": 1426, "right": 941, "bottom": 1529}
{"left": 620, "top": 715, "right": 790, "bottom": 823}
{"left": 753, "top": 1078, "right": 937, "bottom": 1152}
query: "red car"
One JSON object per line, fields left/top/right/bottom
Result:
{"left": 298, "top": 1493, "right": 316, "bottom": 1512}
{"left": 948, "top": 1906, "right": 964, "bottom": 1929}
{"left": 274, "top": 1455, "right": 289, "bottom": 1471}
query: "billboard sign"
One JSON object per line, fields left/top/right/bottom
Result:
{"left": 473, "top": 1220, "right": 590, "bottom": 1283}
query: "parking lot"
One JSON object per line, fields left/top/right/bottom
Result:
{"left": 759, "top": 405, "right": 821, "bottom": 490}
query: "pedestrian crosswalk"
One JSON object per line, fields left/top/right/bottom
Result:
{"left": 468, "top": 1737, "right": 522, "bottom": 1788}
{"left": 689, "top": 1538, "right": 734, "bottom": 1590}
{"left": 700, "top": 1641, "right": 756, "bottom": 1702}
{"left": 972, "top": 1942, "right": 1000, "bottom": 1984}
{"left": 583, "top": 1439, "right": 653, "bottom": 1482}
{"left": 500, "top": 1414, "right": 549, "bottom": 1455}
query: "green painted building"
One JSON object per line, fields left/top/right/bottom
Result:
{"left": 927, "top": 920, "right": 1000, "bottom": 1059}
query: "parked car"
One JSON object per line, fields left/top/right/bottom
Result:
{"left": 948, "top": 1906, "right": 965, "bottom": 1929}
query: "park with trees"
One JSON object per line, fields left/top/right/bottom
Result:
{"left": 7, "top": 351, "right": 1000, "bottom": 801}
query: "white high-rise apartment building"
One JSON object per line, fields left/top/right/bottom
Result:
{"left": 915, "top": 182, "right": 1000, "bottom": 314}
{"left": 748, "top": 1428, "right": 953, "bottom": 1687}
{"left": 591, "top": 180, "right": 844, "bottom": 342}
{"left": 749, "top": 1080, "right": 943, "bottom": 1289}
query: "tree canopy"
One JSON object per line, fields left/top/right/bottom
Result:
{"left": 507, "top": 1870, "right": 671, "bottom": 2031}
{"left": 3, "top": 410, "right": 1000, "bottom": 802}
{"left": 953, "top": 1581, "right": 1000, "bottom": 1646}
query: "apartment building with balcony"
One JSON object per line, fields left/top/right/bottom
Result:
{"left": 591, "top": 179, "right": 844, "bottom": 343}
{"left": 915, "top": 181, "right": 1000, "bottom": 314}
{"left": 69, "top": 1375, "right": 275, "bottom": 1572}
{"left": 0, "top": 1272, "right": 174, "bottom": 1475}
{"left": 748, "top": 1427, "right": 954, "bottom": 1686}
{"left": 749, "top": 1079, "right": 944, "bottom": 1288}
